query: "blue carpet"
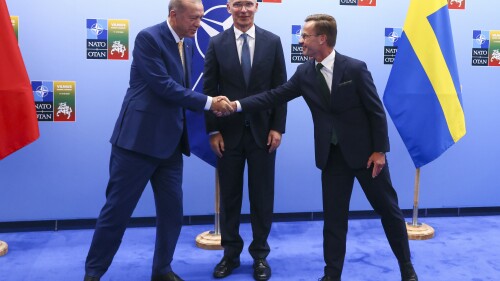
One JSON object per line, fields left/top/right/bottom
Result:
{"left": 0, "top": 216, "right": 499, "bottom": 280}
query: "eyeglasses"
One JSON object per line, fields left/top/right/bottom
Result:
{"left": 300, "top": 33, "right": 321, "bottom": 39}
{"left": 232, "top": 2, "right": 256, "bottom": 10}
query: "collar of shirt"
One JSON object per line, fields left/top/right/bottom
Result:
{"left": 166, "top": 20, "right": 183, "bottom": 44}
{"left": 316, "top": 49, "right": 335, "bottom": 74}
{"left": 233, "top": 25, "right": 256, "bottom": 64}
{"left": 233, "top": 25, "right": 256, "bottom": 40}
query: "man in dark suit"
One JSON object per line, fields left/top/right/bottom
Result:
{"left": 203, "top": 0, "right": 287, "bottom": 280}
{"left": 83, "top": 1, "right": 233, "bottom": 281}
{"left": 227, "top": 14, "right": 418, "bottom": 281}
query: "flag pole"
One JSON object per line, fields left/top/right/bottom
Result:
{"left": 0, "top": 240, "right": 7, "bottom": 256}
{"left": 405, "top": 168, "right": 434, "bottom": 240}
{"left": 195, "top": 169, "right": 223, "bottom": 250}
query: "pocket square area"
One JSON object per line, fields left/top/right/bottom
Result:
{"left": 338, "top": 80, "right": 353, "bottom": 86}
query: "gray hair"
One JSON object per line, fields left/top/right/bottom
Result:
{"left": 169, "top": 0, "right": 202, "bottom": 13}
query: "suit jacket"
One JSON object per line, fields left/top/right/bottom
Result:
{"left": 203, "top": 25, "right": 287, "bottom": 149}
{"left": 239, "top": 52, "right": 389, "bottom": 169}
{"left": 110, "top": 22, "right": 208, "bottom": 159}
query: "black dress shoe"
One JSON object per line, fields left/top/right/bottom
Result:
{"left": 399, "top": 262, "right": 418, "bottom": 281}
{"left": 253, "top": 259, "right": 271, "bottom": 281}
{"left": 318, "top": 276, "right": 340, "bottom": 281}
{"left": 151, "top": 271, "right": 184, "bottom": 281}
{"left": 213, "top": 256, "right": 240, "bottom": 278}
{"left": 83, "top": 275, "right": 100, "bottom": 281}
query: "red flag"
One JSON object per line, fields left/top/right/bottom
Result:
{"left": 0, "top": 0, "right": 39, "bottom": 160}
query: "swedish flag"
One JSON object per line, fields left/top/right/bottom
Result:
{"left": 383, "top": 0, "right": 466, "bottom": 168}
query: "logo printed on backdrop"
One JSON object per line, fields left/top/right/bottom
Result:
{"left": 384, "top": 28, "right": 402, "bottom": 65}
{"left": 489, "top": 31, "right": 500, "bottom": 66}
{"left": 291, "top": 25, "right": 309, "bottom": 63}
{"left": 32, "top": 81, "right": 76, "bottom": 122}
{"left": 340, "top": 0, "right": 376, "bottom": 7}
{"left": 86, "top": 19, "right": 129, "bottom": 60}
{"left": 448, "top": 0, "right": 465, "bottom": 10}
{"left": 10, "top": 16, "right": 18, "bottom": 41}
{"left": 472, "top": 30, "right": 500, "bottom": 67}
{"left": 188, "top": 1, "right": 233, "bottom": 166}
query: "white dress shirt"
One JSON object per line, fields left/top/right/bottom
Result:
{"left": 166, "top": 20, "right": 212, "bottom": 110}
{"left": 234, "top": 25, "right": 256, "bottom": 66}
{"left": 316, "top": 49, "right": 336, "bottom": 92}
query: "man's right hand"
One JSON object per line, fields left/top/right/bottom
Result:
{"left": 210, "top": 96, "right": 234, "bottom": 116}
{"left": 209, "top": 133, "right": 225, "bottom": 158}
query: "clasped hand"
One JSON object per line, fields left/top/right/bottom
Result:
{"left": 210, "top": 96, "right": 237, "bottom": 117}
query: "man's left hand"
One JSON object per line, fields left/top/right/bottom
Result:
{"left": 367, "top": 152, "right": 386, "bottom": 178}
{"left": 267, "top": 130, "right": 282, "bottom": 153}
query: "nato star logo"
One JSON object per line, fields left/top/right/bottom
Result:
{"left": 35, "top": 85, "right": 49, "bottom": 98}
{"left": 475, "top": 34, "right": 486, "bottom": 46}
{"left": 91, "top": 23, "right": 104, "bottom": 36}
{"left": 387, "top": 31, "right": 400, "bottom": 43}
{"left": 192, "top": 2, "right": 233, "bottom": 89}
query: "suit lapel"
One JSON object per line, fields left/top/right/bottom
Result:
{"left": 331, "top": 51, "right": 347, "bottom": 105}
{"left": 250, "top": 26, "right": 265, "bottom": 86}
{"left": 223, "top": 27, "right": 246, "bottom": 87}
{"left": 306, "top": 60, "right": 329, "bottom": 107}
{"left": 184, "top": 40, "right": 192, "bottom": 88}
{"left": 160, "top": 23, "right": 186, "bottom": 86}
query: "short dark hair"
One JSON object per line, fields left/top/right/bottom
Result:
{"left": 305, "top": 14, "right": 337, "bottom": 47}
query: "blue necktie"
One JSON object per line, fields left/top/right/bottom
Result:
{"left": 240, "top": 33, "right": 251, "bottom": 86}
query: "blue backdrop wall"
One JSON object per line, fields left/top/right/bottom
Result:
{"left": 1, "top": 0, "right": 499, "bottom": 222}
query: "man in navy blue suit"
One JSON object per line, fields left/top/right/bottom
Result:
{"left": 203, "top": 0, "right": 287, "bottom": 280}
{"left": 83, "top": 1, "right": 233, "bottom": 281}
{"left": 227, "top": 14, "right": 418, "bottom": 281}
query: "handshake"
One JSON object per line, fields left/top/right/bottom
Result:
{"left": 210, "top": 96, "right": 237, "bottom": 117}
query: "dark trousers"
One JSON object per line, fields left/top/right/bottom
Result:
{"left": 218, "top": 128, "right": 276, "bottom": 260}
{"left": 321, "top": 145, "right": 411, "bottom": 278}
{"left": 85, "top": 145, "right": 183, "bottom": 277}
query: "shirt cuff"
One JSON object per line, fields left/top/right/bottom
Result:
{"left": 204, "top": 96, "right": 213, "bottom": 110}
{"left": 236, "top": 101, "right": 242, "bottom": 112}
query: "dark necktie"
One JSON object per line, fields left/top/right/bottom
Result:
{"left": 240, "top": 33, "right": 251, "bottom": 86}
{"left": 316, "top": 63, "right": 330, "bottom": 101}
{"left": 316, "top": 63, "right": 338, "bottom": 144}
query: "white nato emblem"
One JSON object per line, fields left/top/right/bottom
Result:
{"left": 90, "top": 23, "right": 104, "bottom": 36}
{"left": 388, "top": 31, "right": 400, "bottom": 43}
{"left": 35, "top": 85, "right": 49, "bottom": 98}
{"left": 192, "top": 4, "right": 233, "bottom": 89}
{"left": 475, "top": 34, "right": 486, "bottom": 46}
{"left": 195, "top": 5, "right": 233, "bottom": 59}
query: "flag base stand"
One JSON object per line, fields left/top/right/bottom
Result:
{"left": 195, "top": 230, "right": 223, "bottom": 250}
{"left": 0, "top": 240, "right": 8, "bottom": 256}
{"left": 406, "top": 222, "right": 434, "bottom": 240}
{"left": 195, "top": 170, "right": 223, "bottom": 250}
{"left": 406, "top": 168, "right": 434, "bottom": 240}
